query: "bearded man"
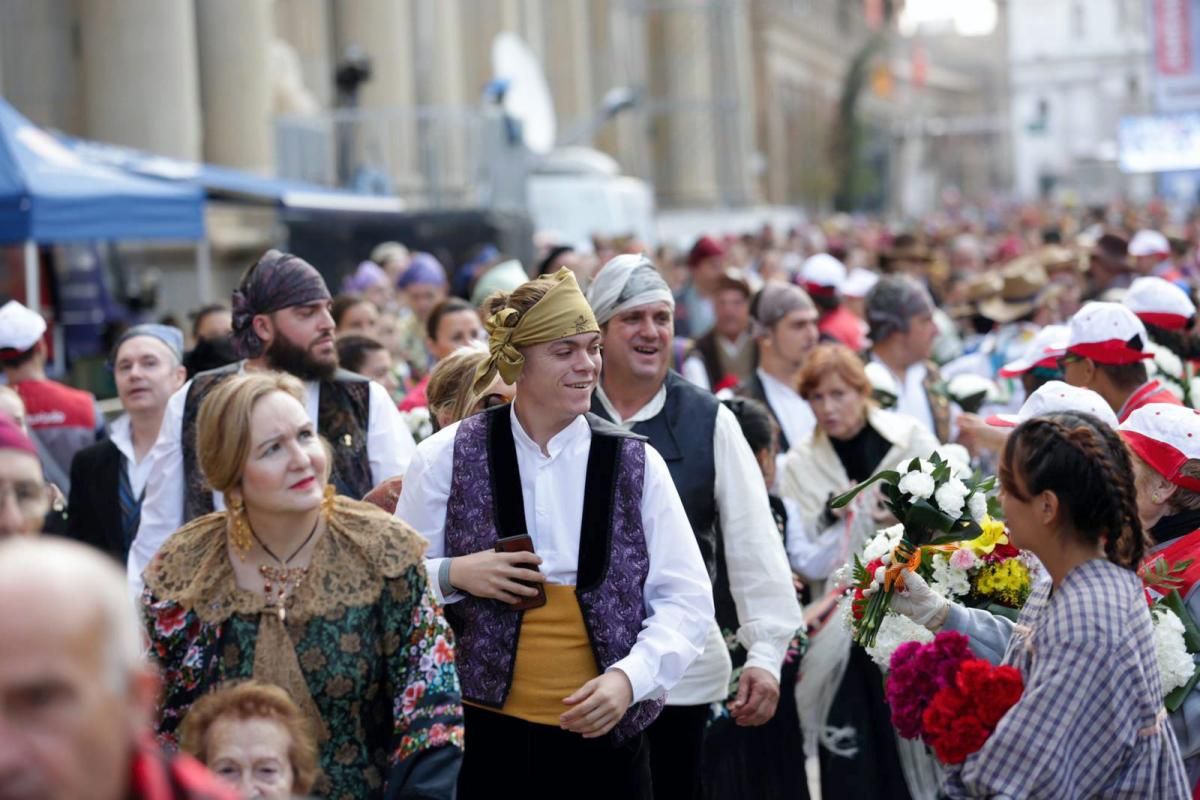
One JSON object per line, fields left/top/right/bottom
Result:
{"left": 128, "top": 250, "right": 415, "bottom": 594}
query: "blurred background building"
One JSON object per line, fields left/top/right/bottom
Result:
{"left": 0, "top": 0, "right": 1014, "bottom": 226}
{"left": 1006, "top": 0, "right": 1154, "bottom": 205}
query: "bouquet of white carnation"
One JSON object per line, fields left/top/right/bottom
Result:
{"left": 835, "top": 451, "right": 995, "bottom": 648}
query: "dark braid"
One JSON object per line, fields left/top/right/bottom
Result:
{"left": 1147, "top": 322, "right": 1200, "bottom": 361}
{"left": 1001, "top": 412, "right": 1146, "bottom": 570}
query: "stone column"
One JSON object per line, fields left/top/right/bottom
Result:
{"left": 78, "top": 0, "right": 201, "bottom": 159}
{"left": 415, "top": 0, "right": 471, "bottom": 204}
{"left": 333, "top": 0, "right": 420, "bottom": 194}
{"left": 543, "top": 0, "right": 593, "bottom": 132}
{"left": 274, "top": 0, "right": 334, "bottom": 109}
{"left": 196, "top": 0, "right": 275, "bottom": 172}
{"left": 651, "top": 4, "right": 720, "bottom": 206}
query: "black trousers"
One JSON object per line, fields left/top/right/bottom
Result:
{"left": 645, "top": 704, "right": 709, "bottom": 800}
{"left": 459, "top": 704, "right": 652, "bottom": 800}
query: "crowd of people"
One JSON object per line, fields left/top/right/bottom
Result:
{"left": 5, "top": 204, "right": 1200, "bottom": 798}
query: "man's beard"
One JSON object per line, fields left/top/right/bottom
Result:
{"left": 265, "top": 335, "right": 337, "bottom": 382}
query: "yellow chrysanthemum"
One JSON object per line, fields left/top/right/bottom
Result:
{"left": 964, "top": 517, "right": 1008, "bottom": 556}
{"left": 974, "top": 559, "right": 1031, "bottom": 608}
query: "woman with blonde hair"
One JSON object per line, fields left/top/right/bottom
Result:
{"left": 425, "top": 348, "right": 515, "bottom": 432}
{"left": 143, "top": 371, "right": 463, "bottom": 799}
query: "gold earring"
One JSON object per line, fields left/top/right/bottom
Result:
{"left": 322, "top": 483, "right": 336, "bottom": 520}
{"left": 1153, "top": 493, "right": 1162, "bottom": 504}
{"left": 228, "top": 497, "right": 252, "bottom": 560}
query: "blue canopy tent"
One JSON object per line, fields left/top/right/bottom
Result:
{"left": 0, "top": 98, "right": 205, "bottom": 311}
{"left": 62, "top": 136, "right": 404, "bottom": 212}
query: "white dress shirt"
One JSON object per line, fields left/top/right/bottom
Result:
{"left": 395, "top": 405, "right": 714, "bottom": 705}
{"left": 107, "top": 415, "right": 154, "bottom": 498}
{"left": 128, "top": 365, "right": 415, "bottom": 596}
{"left": 756, "top": 368, "right": 815, "bottom": 452}
{"left": 872, "top": 356, "right": 937, "bottom": 438}
{"left": 594, "top": 383, "right": 803, "bottom": 705}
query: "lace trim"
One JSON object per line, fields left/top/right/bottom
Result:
{"left": 144, "top": 496, "right": 427, "bottom": 626}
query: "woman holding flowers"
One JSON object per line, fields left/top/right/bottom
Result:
{"left": 910, "top": 410, "right": 1187, "bottom": 798}
{"left": 781, "top": 343, "right": 940, "bottom": 800}
{"left": 897, "top": 403, "right": 1200, "bottom": 793}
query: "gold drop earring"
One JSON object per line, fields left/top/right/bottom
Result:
{"left": 322, "top": 483, "right": 336, "bottom": 521}
{"left": 228, "top": 496, "right": 252, "bottom": 560}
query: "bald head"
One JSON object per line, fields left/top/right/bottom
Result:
{"left": 0, "top": 538, "right": 143, "bottom": 688}
{"left": 0, "top": 539, "right": 156, "bottom": 800}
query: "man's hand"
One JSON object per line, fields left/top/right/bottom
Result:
{"left": 957, "top": 412, "right": 1008, "bottom": 456}
{"left": 447, "top": 550, "right": 544, "bottom": 604}
{"left": 729, "top": 666, "right": 779, "bottom": 727}
{"left": 362, "top": 475, "right": 404, "bottom": 514}
{"left": 560, "top": 670, "right": 634, "bottom": 738}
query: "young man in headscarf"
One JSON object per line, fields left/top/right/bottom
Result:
{"left": 396, "top": 268, "right": 713, "bottom": 799}
{"left": 738, "top": 282, "right": 820, "bottom": 454}
{"left": 866, "top": 274, "right": 953, "bottom": 442}
{"left": 128, "top": 250, "right": 416, "bottom": 595}
{"left": 586, "top": 255, "right": 803, "bottom": 800}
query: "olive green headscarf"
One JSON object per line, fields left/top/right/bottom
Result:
{"left": 472, "top": 268, "right": 600, "bottom": 395}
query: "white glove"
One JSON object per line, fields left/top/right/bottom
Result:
{"left": 888, "top": 569, "right": 951, "bottom": 631}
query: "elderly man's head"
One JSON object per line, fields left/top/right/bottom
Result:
{"left": 0, "top": 538, "right": 157, "bottom": 799}
{"left": 111, "top": 325, "right": 187, "bottom": 419}
{"left": 866, "top": 275, "right": 938, "bottom": 367}
{"left": 0, "top": 413, "right": 46, "bottom": 538}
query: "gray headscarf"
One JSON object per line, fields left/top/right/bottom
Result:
{"left": 752, "top": 282, "right": 815, "bottom": 335}
{"left": 865, "top": 275, "right": 935, "bottom": 342}
{"left": 586, "top": 254, "right": 675, "bottom": 325}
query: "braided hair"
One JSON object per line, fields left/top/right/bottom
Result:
{"left": 1145, "top": 321, "right": 1200, "bottom": 361}
{"left": 999, "top": 411, "right": 1147, "bottom": 570}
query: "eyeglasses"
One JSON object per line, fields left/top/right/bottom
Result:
{"left": 1056, "top": 353, "right": 1083, "bottom": 370}
{"left": 0, "top": 481, "right": 49, "bottom": 512}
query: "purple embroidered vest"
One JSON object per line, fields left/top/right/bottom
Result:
{"left": 443, "top": 408, "right": 663, "bottom": 741}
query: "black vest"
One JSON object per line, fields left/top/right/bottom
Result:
{"left": 180, "top": 363, "right": 372, "bottom": 523}
{"left": 592, "top": 370, "right": 720, "bottom": 581}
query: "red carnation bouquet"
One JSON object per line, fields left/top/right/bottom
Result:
{"left": 885, "top": 631, "right": 1024, "bottom": 765}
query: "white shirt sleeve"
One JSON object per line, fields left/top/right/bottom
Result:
{"left": 127, "top": 380, "right": 189, "bottom": 597}
{"left": 680, "top": 355, "right": 711, "bottom": 391}
{"left": 782, "top": 496, "right": 849, "bottom": 580}
{"left": 609, "top": 444, "right": 715, "bottom": 703}
{"left": 393, "top": 424, "right": 460, "bottom": 604}
{"left": 367, "top": 380, "right": 416, "bottom": 486}
{"left": 711, "top": 404, "right": 804, "bottom": 680}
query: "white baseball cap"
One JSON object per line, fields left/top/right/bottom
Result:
{"left": 1122, "top": 276, "right": 1196, "bottom": 331}
{"left": 1119, "top": 403, "right": 1200, "bottom": 492}
{"left": 800, "top": 253, "right": 847, "bottom": 296}
{"left": 998, "top": 324, "right": 1070, "bottom": 378}
{"left": 841, "top": 267, "right": 879, "bottom": 299}
{"left": 0, "top": 300, "right": 47, "bottom": 358}
{"left": 1066, "top": 302, "right": 1153, "bottom": 365}
{"left": 1129, "top": 229, "right": 1171, "bottom": 259}
{"left": 986, "top": 380, "right": 1119, "bottom": 429}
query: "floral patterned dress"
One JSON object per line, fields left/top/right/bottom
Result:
{"left": 142, "top": 497, "right": 464, "bottom": 800}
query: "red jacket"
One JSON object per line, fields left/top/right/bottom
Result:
{"left": 1118, "top": 379, "right": 1183, "bottom": 423}
{"left": 819, "top": 306, "right": 867, "bottom": 352}
{"left": 129, "top": 738, "right": 238, "bottom": 800}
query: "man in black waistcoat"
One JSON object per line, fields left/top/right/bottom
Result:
{"left": 127, "top": 250, "right": 416, "bottom": 595}
{"left": 586, "top": 254, "right": 802, "bottom": 800}
{"left": 66, "top": 325, "right": 186, "bottom": 563}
